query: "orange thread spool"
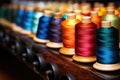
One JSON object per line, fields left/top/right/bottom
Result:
{"left": 91, "top": 11, "right": 101, "bottom": 29}
{"left": 59, "top": 13, "right": 80, "bottom": 55}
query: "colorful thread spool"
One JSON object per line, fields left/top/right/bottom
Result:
{"left": 81, "top": 3, "right": 91, "bottom": 16}
{"left": 29, "top": 7, "right": 44, "bottom": 38}
{"left": 74, "top": 9, "right": 82, "bottom": 21}
{"left": 34, "top": 10, "right": 52, "bottom": 43}
{"left": 15, "top": 5, "right": 25, "bottom": 27}
{"left": 93, "top": 21, "right": 120, "bottom": 71}
{"left": 11, "top": 4, "right": 18, "bottom": 23}
{"left": 102, "top": 7, "right": 120, "bottom": 47}
{"left": 73, "top": 16, "right": 97, "bottom": 63}
{"left": 107, "top": 2, "right": 119, "bottom": 15}
{"left": 46, "top": 12, "right": 63, "bottom": 48}
{"left": 21, "top": 5, "right": 34, "bottom": 35}
{"left": 98, "top": 4, "right": 106, "bottom": 17}
{"left": 62, "top": 9, "right": 73, "bottom": 20}
{"left": 59, "top": 13, "right": 80, "bottom": 56}
{"left": 0, "top": 6, "right": 7, "bottom": 19}
{"left": 91, "top": 11, "right": 101, "bottom": 29}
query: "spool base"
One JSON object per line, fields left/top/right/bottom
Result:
{"left": 46, "top": 42, "right": 63, "bottom": 48}
{"left": 59, "top": 47, "right": 74, "bottom": 56}
{"left": 33, "top": 36, "right": 49, "bottom": 43}
{"left": 93, "top": 62, "right": 120, "bottom": 71}
{"left": 19, "top": 29, "right": 31, "bottom": 35}
{"left": 72, "top": 54, "right": 96, "bottom": 63}
{"left": 12, "top": 25, "right": 23, "bottom": 32}
{"left": 28, "top": 33, "right": 35, "bottom": 39}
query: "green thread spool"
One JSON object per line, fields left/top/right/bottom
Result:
{"left": 0, "top": 6, "right": 6, "bottom": 18}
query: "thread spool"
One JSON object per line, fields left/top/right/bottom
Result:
{"left": 93, "top": 21, "right": 120, "bottom": 71}
{"left": 107, "top": 2, "right": 119, "bottom": 15}
{"left": 0, "top": 5, "right": 7, "bottom": 19}
{"left": 102, "top": 7, "right": 120, "bottom": 47}
{"left": 15, "top": 4, "right": 25, "bottom": 27}
{"left": 91, "top": 11, "right": 101, "bottom": 29}
{"left": 62, "top": 9, "right": 73, "bottom": 20}
{"left": 59, "top": 13, "right": 80, "bottom": 56}
{"left": 81, "top": 3, "right": 91, "bottom": 16}
{"left": 73, "top": 16, "right": 97, "bottom": 63}
{"left": 29, "top": 7, "right": 44, "bottom": 38}
{"left": 34, "top": 10, "right": 52, "bottom": 43}
{"left": 21, "top": 5, "right": 34, "bottom": 35}
{"left": 11, "top": 4, "right": 17, "bottom": 23}
{"left": 98, "top": 4, "right": 106, "bottom": 16}
{"left": 14, "top": 5, "right": 26, "bottom": 32}
{"left": 46, "top": 12, "right": 63, "bottom": 48}
{"left": 74, "top": 9, "right": 82, "bottom": 21}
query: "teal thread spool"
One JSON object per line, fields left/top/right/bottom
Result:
{"left": 93, "top": 21, "right": 120, "bottom": 71}
{"left": 31, "top": 7, "right": 43, "bottom": 36}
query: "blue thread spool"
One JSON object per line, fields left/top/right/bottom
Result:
{"left": 46, "top": 12, "right": 63, "bottom": 48}
{"left": 34, "top": 10, "right": 52, "bottom": 43}
{"left": 21, "top": 6, "right": 34, "bottom": 35}
{"left": 93, "top": 21, "right": 120, "bottom": 71}
{"left": 16, "top": 5, "right": 25, "bottom": 27}
{"left": 29, "top": 7, "right": 43, "bottom": 38}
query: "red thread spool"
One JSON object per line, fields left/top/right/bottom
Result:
{"left": 59, "top": 13, "right": 80, "bottom": 56}
{"left": 73, "top": 16, "right": 97, "bottom": 63}
{"left": 91, "top": 11, "right": 101, "bottom": 29}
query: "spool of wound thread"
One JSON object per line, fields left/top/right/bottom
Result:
{"left": 98, "top": 4, "right": 106, "bottom": 17}
{"left": 15, "top": 5, "right": 25, "bottom": 27}
{"left": 73, "top": 16, "right": 97, "bottom": 63}
{"left": 11, "top": 4, "right": 17, "bottom": 23}
{"left": 0, "top": 6, "right": 6, "bottom": 18}
{"left": 91, "top": 11, "right": 101, "bottom": 29}
{"left": 46, "top": 12, "right": 63, "bottom": 48}
{"left": 59, "top": 13, "right": 80, "bottom": 55}
{"left": 74, "top": 9, "right": 82, "bottom": 21}
{"left": 102, "top": 7, "right": 120, "bottom": 47}
{"left": 21, "top": 6, "right": 34, "bottom": 35}
{"left": 6, "top": 4, "right": 12, "bottom": 22}
{"left": 62, "top": 9, "right": 73, "bottom": 20}
{"left": 93, "top": 21, "right": 120, "bottom": 71}
{"left": 34, "top": 10, "right": 52, "bottom": 43}
{"left": 29, "top": 7, "right": 43, "bottom": 38}
{"left": 81, "top": 3, "right": 91, "bottom": 16}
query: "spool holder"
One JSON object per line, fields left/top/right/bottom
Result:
{"left": 32, "top": 54, "right": 46, "bottom": 73}
{"left": 45, "top": 62, "right": 59, "bottom": 80}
